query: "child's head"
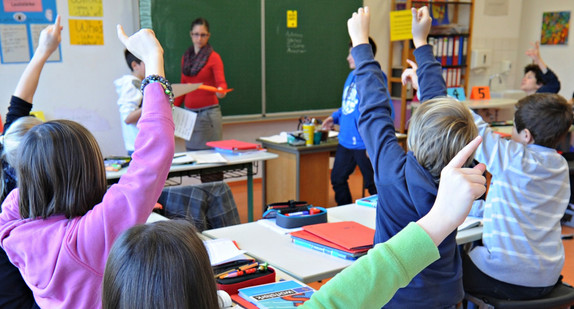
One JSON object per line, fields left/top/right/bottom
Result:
{"left": 16, "top": 120, "right": 107, "bottom": 219}
{"left": 408, "top": 98, "right": 478, "bottom": 179}
{"left": 513, "top": 93, "right": 573, "bottom": 147}
{"left": 102, "top": 220, "right": 219, "bottom": 309}
{"left": 123, "top": 49, "right": 145, "bottom": 80}
{"left": 347, "top": 37, "right": 377, "bottom": 69}
{"left": 2, "top": 116, "right": 43, "bottom": 168}
{"left": 521, "top": 64, "right": 544, "bottom": 94}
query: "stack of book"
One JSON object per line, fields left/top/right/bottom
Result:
{"left": 290, "top": 221, "right": 375, "bottom": 260}
{"left": 234, "top": 280, "right": 315, "bottom": 309}
{"left": 206, "top": 139, "right": 263, "bottom": 155}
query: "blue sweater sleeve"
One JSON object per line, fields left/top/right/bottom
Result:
{"left": 414, "top": 45, "right": 447, "bottom": 101}
{"left": 537, "top": 67, "right": 561, "bottom": 94}
{"left": 352, "top": 44, "right": 405, "bottom": 186}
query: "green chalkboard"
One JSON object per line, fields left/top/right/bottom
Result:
{"left": 139, "top": 0, "right": 361, "bottom": 117}
{"left": 264, "top": 0, "right": 362, "bottom": 114}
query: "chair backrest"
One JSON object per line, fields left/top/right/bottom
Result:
{"left": 465, "top": 283, "right": 574, "bottom": 309}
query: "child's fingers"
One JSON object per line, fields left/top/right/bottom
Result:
{"left": 54, "top": 15, "right": 61, "bottom": 30}
{"left": 472, "top": 162, "right": 486, "bottom": 173}
{"left": 116, "top": 24, "right": 128, "bottom": 45}
{"left": 406, "top": 59, "right": 418, "bottom": 69}
{"left": 446, "top": 136, "right": 482, "bottom": 169}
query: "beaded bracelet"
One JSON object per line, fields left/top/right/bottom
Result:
{"left": 140, "top": 74, "right": 174, "bottom": 105}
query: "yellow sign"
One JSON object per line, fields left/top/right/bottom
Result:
{"left": 389, "top": 10, "right": 412, "bottom": 42}
{"left": 30, "top": 111, "right": 45, "bottom": 121}
{"left": 287, "top": 10, "right": 297, "bottom": 28}
{"left": 68, "top": 0, "right": 103, "bottom": 17}
{"left": 69, "top": 19, "right": 104, "bottom": 45}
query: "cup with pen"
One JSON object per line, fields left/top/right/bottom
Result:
{"left": 213, "top": 259, "right": 276, "bottom": 294}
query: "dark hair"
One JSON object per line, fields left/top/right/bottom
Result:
{"left": 102, "top": 220, "right": 219, "bottom": 309}
{"left": 17, "top": 120, "right": 107, "bottom": 219}
{"left": 124, "top": 49, "right": 142, "bottom": 72}
{"left": 514, "top": 93, "right": 573, "bottom": 148}
{"left": 190, "top": 17, "right": 210, "bottom": 32}
{"left": 524, "top": 64, "right": 544, "bottom": 85}
{"left": 348, "top": 37, "right": 377, "bottom": 56}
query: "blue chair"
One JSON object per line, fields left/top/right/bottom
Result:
{"left": 464, "top": 282, "right": 574, "bottom": 309}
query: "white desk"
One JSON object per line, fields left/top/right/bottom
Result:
{"left": 106, "top": 150, "right": 278, "bottom": 222}
{"left": 203, "top": 204, "right": 483, "bottom": 283}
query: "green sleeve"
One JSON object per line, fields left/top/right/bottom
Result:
{"left": 301, "top": 222, "right": 440, "bottom": 309}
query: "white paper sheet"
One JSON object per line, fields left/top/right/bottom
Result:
{"left": 172, "top": 106, "right": 197, "bottom": 141}
{"left": 204, "top": 238, "right": 247, "bottom": 266}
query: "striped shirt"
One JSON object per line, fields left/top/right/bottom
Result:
{"left": 469, "top": 112, "right": 568, "bottom": 287}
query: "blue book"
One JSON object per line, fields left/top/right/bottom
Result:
{"left": 291, "top": 237, "right": 361, "bottom": 261}
{"left": 238, "top": 280, "right": 314, "bottom": 308}
{"left": 355, "top": 194, "right": 378, "bottom": 208}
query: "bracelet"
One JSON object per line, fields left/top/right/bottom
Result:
{"left": 140, "top": 74, "right": 174, "bottom": 105}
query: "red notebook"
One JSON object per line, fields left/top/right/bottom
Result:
{"left": 206, "top": 139, "right": 261, "bottom": 151}
{"left": 301, "top": 221, "right": 375, "bottom": 251}
{"left": 290, "top": 230, "right": 369, "bottom": 255}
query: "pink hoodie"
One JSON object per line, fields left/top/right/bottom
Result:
{"left": 0, "top": 83, "right": 175, "bottom": 308}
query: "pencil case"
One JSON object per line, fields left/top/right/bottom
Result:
{"left": 276, "top": 206, "right": 327, "bottom": 229}
{"left": 213, "top": 259, "right": 276, "bottom": 295}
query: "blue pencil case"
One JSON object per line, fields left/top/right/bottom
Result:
{"left": 275, "top": 206, "right": 327, "bottom": 229}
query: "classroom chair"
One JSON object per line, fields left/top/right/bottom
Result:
{"left": 464, "top": 282, "right": 574, "bottom": 309}
{"left": 156, "top": 181, "right": 240, "bottom": 231}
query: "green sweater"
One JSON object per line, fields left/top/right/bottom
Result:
{"left": 301, "top": 222, "right": 440, "bottom": 308}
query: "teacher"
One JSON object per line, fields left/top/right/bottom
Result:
{"left": 175, "top": 17, "right": 228, "bottom": 151}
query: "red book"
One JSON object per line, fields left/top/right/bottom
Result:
{"left": 206, "top": 139, "right": 261, "bottom": 151}
{"left": 290, "top": 230, "right": 369, "bottom": 255}
{"left": 302, "top": 221, "right": 375, "bottom": 251}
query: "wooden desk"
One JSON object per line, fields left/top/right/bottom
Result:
{"left": 106, "top": 150, "right": 278, "bottom": 222}
{"left": 258, "top": 138, "right": 338, "bottom": 208}
{"left": 203, "top": 204, "right": 483, "bottom": 283}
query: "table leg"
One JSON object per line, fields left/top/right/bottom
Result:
{"left": 247, "top": 163, "right": 254, "bottom": 222}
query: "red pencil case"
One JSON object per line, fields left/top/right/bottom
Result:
{"left": 213, "top": 259, "right": 276, "bottom": 295}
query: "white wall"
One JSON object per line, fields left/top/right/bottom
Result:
{"left": 0, "top": 0, "right": 139, "bottom": 157}
{"left": 517, "top": 0, "right": 574, "bottom": 99}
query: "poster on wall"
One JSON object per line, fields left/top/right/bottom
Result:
{"left": 0, "top": 0, "right": 60, "bottom": 64}
{"left": 541, "top": 11, "right": 570, "bottom": 45}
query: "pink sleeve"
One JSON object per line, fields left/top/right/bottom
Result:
{"left": 73, "top": 83, "right": 175, "bottom": 270}
{"left": 0, "top": 191, "right": 23, "bottom": 245}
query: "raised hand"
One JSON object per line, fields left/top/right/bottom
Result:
{"left": 401, "top": 59, "right": 419, "bottom": 90}
{"left": 412, "top": 6, "right": 432, "bottom": 49}
{"left": 347, "top": 7, "right": 370, "bottom": 48}
{"left": 116, "top": 25, "right": 164, "bottom": 77}
{"left": 525, "top": 41, "right": 547, "bottom": 72}
{"left": 36, "top": 15, "right": 62, "bottom": 58}
{"left": 417, "top": 136, "right": 486, "bottom": 246}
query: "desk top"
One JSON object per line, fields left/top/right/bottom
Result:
{"left": 203, "top": 204, "right": 482, "bottom": 283}
{"left": 106, "top": 150, "right": 278, "bottom": 180}
{"left": 463, "top": 98, "right": 517, "bottom": 109}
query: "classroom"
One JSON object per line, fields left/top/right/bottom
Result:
{"left": 1, "top": 0, "right": 574, "bottom": 308}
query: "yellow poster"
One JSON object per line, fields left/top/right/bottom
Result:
{"left": 68, "top": 0, "right": 103, "bottom": 17}
{"left": 389, "top": 10, "right": 412, "bottom": 42}
{"left": 69, "top": 19, "right": 103, "bottom": 45}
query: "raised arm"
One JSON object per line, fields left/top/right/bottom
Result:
{"left": 525, "top": 41, "right": 560, "bottom": 93}
{"left": 13, "top": 16, "right": 61, "bottom": 103}
{"left": 410, "top": 6, "right": 447, "bottom": 101}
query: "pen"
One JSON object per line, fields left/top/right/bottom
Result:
{"left": 285, "top": 211, "right": 309, "bottom": 217}
{"left": 216, "top": 261, "right": 259, "bottom": 279}
{"left": 173, "top": 154, "right": 186, "bottom": 159}
{"left": 562, "top": 234, "right": 574, "bottom": 240}
{"left": 219, "top": 263, "right": 268, "bottom": 279}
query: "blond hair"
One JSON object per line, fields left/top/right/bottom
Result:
{"left": 407, "top": 97, "right": 477, "bottom": 180}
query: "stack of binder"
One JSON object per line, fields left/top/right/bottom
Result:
{"left": 290, "top": 221, "right": 375, "bottom": 260}
{"left": 206, "top": 139, "right": 262, "bottom": 155}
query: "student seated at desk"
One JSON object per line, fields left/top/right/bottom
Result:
{"left": 102, "top": 130, "right": 487, "bottom": 309}
{"left": 352, "top": 6, "right": 477, "bottom": 308}
{"left": 407, "top": 10, "right": 573, "bottom": 301}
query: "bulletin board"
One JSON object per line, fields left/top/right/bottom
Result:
{"left": 0, "top": 0, "right": 60, "bottom": 64}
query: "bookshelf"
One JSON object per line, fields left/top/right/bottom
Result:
{"left": 388, "top": 0, "right": 474, "bottom": 134}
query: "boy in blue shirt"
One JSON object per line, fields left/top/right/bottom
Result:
{"left": 322, "top": 39, "right": 394, "bottom": 205}
{"left": 349, "top": 6, "right": 477, "bottom": 308}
